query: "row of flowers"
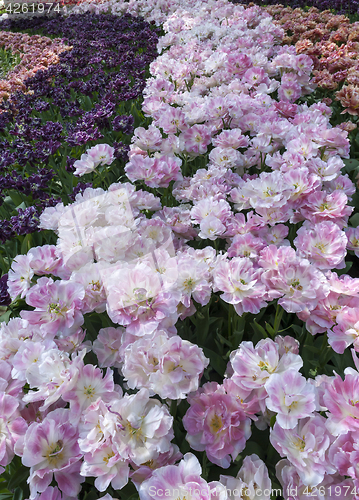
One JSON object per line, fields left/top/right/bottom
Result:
{"left": 1, "top": 1, "right": 359, "bottom": 500}
{"left": 0, "top": 12, "right": 159, "bottom": 249}
{"left": 0, "top": 30, "right": 71, "bottom": 102}
{"left": 232, "top": 0, "right": 359, "bottom": 17}
{"left": 259, "top": 5, "right": 359, "bottom": 115}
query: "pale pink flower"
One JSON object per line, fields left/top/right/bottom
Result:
{"left": 324, "top": 368, "right": 359, "bottom": 436}
{"left": 111, "top": 388, "right": 174, "bottom": 466}
{"left": 212, "top": 129, "right": 249, "bottom": 149}
{"left": 54, "top": 328, "right": 88, "bottom": 355}
{"left": 155, "top": 105, "right": 187, "bottom": 134}
{"left": 62, "top": 364, "right": 118, "bottom": 414}
{"left": 306, "top": 156, "right": 343, "bottom": 182}
{"left": 122, "top": 332, "right": 209, "bottom": 399}
{"left": 139, "top": 453, "right": 226, "bottom": 500}
{"left": 179, "top": 124, "right": 212, "bottom": 155}
{"left": 294, "top": 221, "right": 347, "bottom": 270}
{"left": 0, "top": 393, "right": 27, "bottom": 468}
{"left": 21, "top": 277, "right": 85, "bottom": 337}
{"left": 0, "top": 317, "right": 33, "bottom": 364}
{"left": 176, "top": 252, "right": 212, "bottom": 308}
{"left": 259, "top": 246, "right": 330, "bottom": 313}
{"left": 151, "top": 154, "right": 183, "bottom": 188}
{"left": 315, "top": 128, "right": 350, "bottom": 158}
{"left": 325, "top": 174, "right": 356, "bottom": 200}
{"left": 330, "top": 307, "right": 359, "bottom": 353}
{"left": 286, "top": 136, "right": 319, "bottom": 159}
{"left": 78, "top": 397, "right": 119, "bottom": 455}
{"left": 282, "top": 167, "right": 321, "bottom": 208}
{"left": 11, "top": 339, "right": 56, "bottom": 382}
{"left": 7, "top": 253, "right": 34, "bottom": 300}
{"left": 70, "top": 262, "right": 108, "bottom": 314}
{"left": 0, "top": 360, "right": 23, "bottom": 399}
{"left": 183, "top": 382, "right": 251, "bottom": 468}
{"left": 346, "top": 226, "right": 359, "bottom": 257}
{"left": 198, "top": 215, "right": 226, "bottom": 240}
{"left": 299, "top": 285, "right": 359, "bottom": 337}
{"left": 125, "top": 155, "right": 158, "bottom": 185}
{"left": 26, "top": 486, "right": 72, "bottom": 500}
{"left": 328, "top": 430, "right": 359, "bottom": 482}
{"left": 191, "top": 198, "right": 232, "bottom": 225}
{"left": 222, "top": 379, "right": 262, "bottom": 417}
{"left": 126, "top": 154, "right": 183, "bottom": 188}
{"left": 86, "top": 143, "right": 115, "bottom": 167}
{"left": 274, "top": 335, "right": 299, "bottom": 356}
{"left": 270, "top": 414, "right": 335, "bottom": 486}
{"left": 103, "top": 261, "right": 179, "bottom": 336}
{"left": 155, "top": 206, "right": 197, "bottom": 240}
{"left": 16, "top": 408, "right": 83, "bottom": 498}
{"left": 265, "top": 370, "right": 318, "bottom": 429}
{"left": 227, "top": 233, "right": 266, "bottom": 259}
{"left": 220, "top": 454, "right": 271, "bottom": 500}
{"left": 276, "top": 459, "right": 354, "bottom": 500}
{"left": 132, "top": 125, "right": 163, "bottom": 151}
{"left": 254, "top": 224, "right": 289, "bottom": 247}
{"left": 28, "top": 245, "right": 64, "bottom": 277}
{"left": 208, "top": 147, "right": 243, "bottom": 169}
{"left": 23, "top": 349, "right": 84, "bottom": 412}
{"left": 244, "top": 67, "right": 269, "bottom": 88}
{"left": 239, "top": 171, "right": 294, "bottom": 211}
{"left": 92, "top": 327, "right": 126, "bottom": 369}
{"left": 81, "top": 438, "right": 129, "bottom": 492}
{"left": 73, "top": 154, "right": 96, "bottom": 176}
{"left": 213, "top": 257, "right": 267, "bottom": 316}
{"left": 130, "top": 444, "right": 183, "bottom": 488}
{"left": 300, "top": 190, "right": 353, "bottom": 228}
{"left": 229, "top": 339, "right": 303, "bottom": 411}
{"left": 278, "top": 81, "right": 302, "bottom": 102}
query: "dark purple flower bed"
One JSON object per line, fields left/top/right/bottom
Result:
{"left": 0, "top": 13, "right": 159, "bottom": 248}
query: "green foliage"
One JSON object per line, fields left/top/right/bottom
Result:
{"left": 0, "top": 46, "right": 21, "bottom": 79}
{"left": 1, "top": 456, "right": 29, "bottom": 500}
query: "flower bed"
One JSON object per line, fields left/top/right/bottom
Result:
{"left": 1, "top": 1, "right": 359, "bottom": 500}
{"left": 0, "top": 30, "right": 71, "bottom": 102}
{"left": 0, "top": 12, "right": 159, "bottom": 257}
{"left": 231, "top": 0, "right": 358, "bottom": 17}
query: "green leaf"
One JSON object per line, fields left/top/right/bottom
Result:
{"left": 0, "top": 494, "right": 12, "bottom": 500}
{"left": 7, "top": 191, "right": 25, "bottom": 208}
{"left": 20, "top": 234, "right": 32, "bottom": 255}
{"left": 343, "top": 158, "right": 359, "bottom": 173}
{"left": 7, "top": 466, "right": 29, "bottom": 491}
{"left": 202, "top": 347, "right": 226, "bottom": 376}
{"left": 304, "top": 345, "right": 320, "bottom": 353}
{"left": 335, "top": 260, "right": 353, "bottom": 276}
{"left": 0, "top": 310, "right": 11, "bottom": 323}
{"left": 349, "top": 213, "right": 359, "bottom": 228}
{"left": 12, "top": 488, "right": 23, "bottom": 500}
{"left": 273, "top": 306, "right": 284, "bottom": 335}
{"left": 251, "top": 320, "right": 268, "bottom": 339}
{"left": 265, "top": 322, "right": 275, "bottom": 336}
{"left": 216, "top": 332, "right": 233, "bottom": 348}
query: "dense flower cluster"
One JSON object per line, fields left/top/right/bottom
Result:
{"left": 0, "top": 30, "right": 72, "bottom": 103}
{"left": 232, "top": 0, "right": 359, "bottom": 17}
{"left": 0, "top": 12, "right": 159, "bottom": 245}
{"left": 1, "top": 0, "right": 359, "bottom": 498}
{"left": 252, "top": 5, "right": 359, "bottom": 116}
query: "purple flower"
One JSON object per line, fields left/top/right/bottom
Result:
{"left": 0, "top": 274, "right": 11, "bottom": 306}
